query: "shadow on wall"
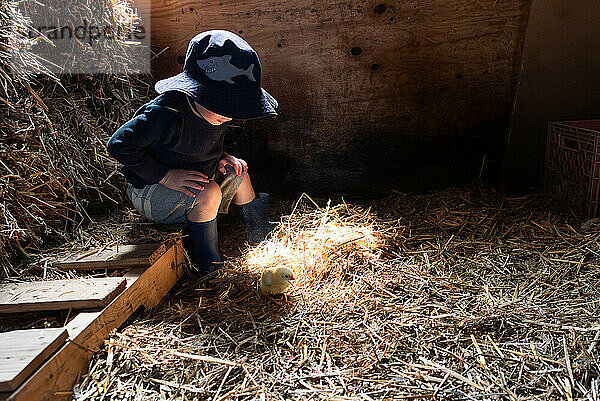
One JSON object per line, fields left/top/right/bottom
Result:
{"left": 502, "top": 0, "right": 600, "bottom": 192}
{"left": 226, "top": 115, "right": 508, "bottom": 199}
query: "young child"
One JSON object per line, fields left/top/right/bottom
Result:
{"left": 107, "top": 30, "right": 278, "bottom": 274}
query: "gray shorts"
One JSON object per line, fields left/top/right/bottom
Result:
{"left": 126, "top": 165, "right": 245, "bottom": 224}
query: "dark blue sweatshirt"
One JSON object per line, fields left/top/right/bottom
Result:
{"left": 107, "top": 91, "right": 227, "bottom": 189}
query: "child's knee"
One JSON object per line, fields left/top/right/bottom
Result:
{"left": 193, "top": 181, "right": 222, "bottom": 210}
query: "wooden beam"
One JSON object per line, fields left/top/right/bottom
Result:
{"left": 5, "top": 240, "right": 186, "bottom": 401}
{"left": 0, "top": 278, "right": 127, "bottom": 313}
{"left": 54, "top": 243, "right": 165, "bottom": 271}
{"left": 0, "top": 328, "right": 68, "bottom": 392}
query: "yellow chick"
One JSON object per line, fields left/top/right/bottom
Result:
{"left": 260, "top": 266, "right": 295, "bottom": 295}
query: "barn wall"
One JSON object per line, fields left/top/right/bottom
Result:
{"left": 150, "top": 0, "right": 531, "bottom": 196}
{"left": 502, "top": 0, "right": 600, "bottom": 192}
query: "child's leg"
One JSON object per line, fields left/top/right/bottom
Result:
{"left": 187, "top": 180, "right": 222, "bottom": 222}
{"left": 213, "top": 167, "right": 272, "bottom": 245}
{"left": 233, "top": 172, "right": 274, "bottom": 245}
{"left": 186, "top": 180, "right": 223, "bottom": 273}
{"left": 232, "top": 172, "right": 256, "bottom": 206}
{"left": 126, "top": 180, "right": 223, "bottom": 272}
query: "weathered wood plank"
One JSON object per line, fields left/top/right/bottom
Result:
{"left": 6, "top": 240, "right": 186, "bottom": 401}
{"left": 0, "top": 329, "right": 68, "bottom": 392}
{"left": 0, "top": 278, "right": 127, "bottom": 314}
{"left": 54, "top": 243, "right": 164, "bottom": 271}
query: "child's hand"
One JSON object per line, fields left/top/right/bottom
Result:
{"left": 218, "top": 152, "right": 248, "bottom": 176}
{"left": 159, "top": 169, "right": 209, "bottom": 197}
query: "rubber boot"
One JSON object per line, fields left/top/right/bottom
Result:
{"left": 186, "top": 217, "right": 223, "bottom": 275}
{"left": 237, "top": 193, "right": 274, "bottom": 245}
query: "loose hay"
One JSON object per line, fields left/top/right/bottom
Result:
{"left": 243, "top": 194, "right": 384, "bottom": 287}
{"left": 0, "top": 0, "right": 152, "bottom": 277}
{"left": 76, "top": 190, "right": 600, "bottom": 400}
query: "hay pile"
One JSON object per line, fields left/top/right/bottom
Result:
{"left": 0, "top": 0, "right": 152, "bottom": 277}
{"left": 75, "top": 189, "right": 600, "bottom": 400}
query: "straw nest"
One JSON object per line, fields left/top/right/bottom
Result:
{"left": 74, "top": 189, "right": 600, "bottom": 400}
{"left": 0, "top": 0, "right": 152, "bottom": 277}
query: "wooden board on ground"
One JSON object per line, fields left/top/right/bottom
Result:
{"left": 0, "top": 278, "right": 127, "bottom": 313}
{"left": 0, "top": 328, "right": 68, "bottom": 392}
{"left": 54, "top": 243, "right": 165, "bottom": 271}
{"left": 6, "top": 240, "right": 186, "bottom": 401}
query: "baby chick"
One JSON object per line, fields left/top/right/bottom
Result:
{"left": 260, "top": 266, "right": 295, "bottom": 295}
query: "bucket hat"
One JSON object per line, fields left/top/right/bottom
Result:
{"left": 155, "top": 30, "right": 278, "bottom": 120}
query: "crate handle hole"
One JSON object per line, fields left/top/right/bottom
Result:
{"left": 563, "top": 138, "right": 580, "bottom": 151}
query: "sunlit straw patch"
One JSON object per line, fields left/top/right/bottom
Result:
{"left": 242, "top": 196, "right": 385, "bottom": 287}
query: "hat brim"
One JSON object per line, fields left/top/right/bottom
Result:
{"left": 155, "top": 70, "right": 278, "bottom": 120}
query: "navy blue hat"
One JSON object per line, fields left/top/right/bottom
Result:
{"left": 155, "top": 30, "right": 278, "bottom": 120}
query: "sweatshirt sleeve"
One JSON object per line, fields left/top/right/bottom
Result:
{"left": 107, "top": 103, "right": 178, "bottom": 185}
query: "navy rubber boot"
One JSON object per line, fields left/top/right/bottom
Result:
{"left": 186, "top": 218, "right": 223, "bottom": 275}
{"left": 237, "top": 193, "right": 274, "bottom": 245}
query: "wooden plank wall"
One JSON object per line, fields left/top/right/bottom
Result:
{"left": 502, "top": 0, "right": 600, "bottom": 191}
{"left": 149, "top": 0, "right": 531, "bottom": 194}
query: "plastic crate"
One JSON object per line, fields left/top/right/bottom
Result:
{"left": 545, "top": 120, "right": 600, "bottom": 217}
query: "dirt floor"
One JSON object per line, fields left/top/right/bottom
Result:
{"left": 62, "top": 188, "right": 600, "bottom": 401}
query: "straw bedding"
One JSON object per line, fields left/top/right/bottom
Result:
{"left": 73, "top": 190, "right": 600, "bottom": 400}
